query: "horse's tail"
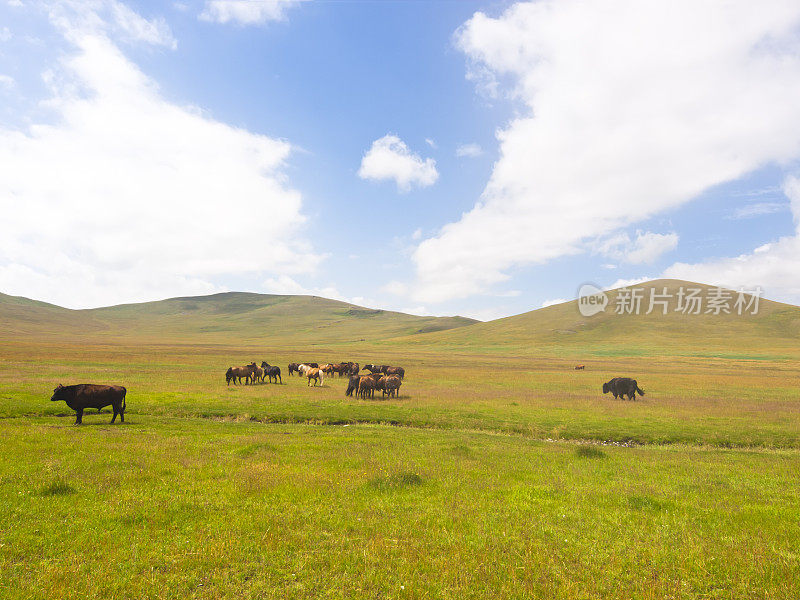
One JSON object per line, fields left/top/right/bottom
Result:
{"left": 121, "top": 387, "right": 127, "bottom": 412}
{"left": 635, "top": 382, "right": 645, "bottom": 396}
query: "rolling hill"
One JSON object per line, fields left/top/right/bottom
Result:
{"left": 3, "top": 279, "right": 800, "bottom": 355}
{"left": 0, "top": 291, "right": 477, "bottom": 345}
{"left": 397, "top": 279, "right": 800, "bottom": 355}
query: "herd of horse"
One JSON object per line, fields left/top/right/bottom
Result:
{"left": 224, "top": 360, "right": 406, "bottom": 399}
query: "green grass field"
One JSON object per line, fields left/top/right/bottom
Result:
{"left": 1, "top": 281, "right": 799, "bottom": 598}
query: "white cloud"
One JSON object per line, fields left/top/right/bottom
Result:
{"left": 728, "top": 202, "right": 787, "bottom": 219}
{"left": 0, "top": 27, "right": 11, "bottom": 42}
{"left": 262, "top": 275, "right": 383, "bottom": 309}
{"left": 358, "top": 134, "right": 439, "bottom": 192}
{"left": 596, "top": 231, "right": 679, "bottom": 264}
{"left": 542, "top": 298, "right": 567, "bottom": 307}
{"left": 199, "top": 0, "right": 304, "bottom": 25}
{"left": 425, "top": 138, "right": 436, "bottom": 148}
{"left": 412, "top": 0, "right": 800, "bottom": 303}
{"left": 664, "top": 176, "right": 800, "bottom": 301}
{"left": 459, "top": 306, "right": 507, "bottom": 321}
{"left": 380, "top": 280, "right": 408, "bottom": 296}
{"left": 47, "top": 0, "right": 177, "bottom": 49}
{"left": 0, "top": 74, "right": 15, "bottom": 90}
{"left": 411, "top": 228, "right": 422, "bottom": 240}
{"left": 456, "top": 143, "right": 482, "bottom": 157}
{"left": 606, "top": 276, "right": 653, "bottom": 290}
{"left": 0, "top": 4, "right": 318, "bottom": 309}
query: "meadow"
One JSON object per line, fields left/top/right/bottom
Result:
{"left": 1, "top": 283, "right": 799, "bottom": 598}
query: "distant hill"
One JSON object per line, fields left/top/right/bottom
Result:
{"left": 4, "top": 280, "right": 800, "bottom": 354}
{"left": 0, "top": 291, "right": 477, "bottom": 345}
{"left": 397, "top": 279, "right": 800, "bottom": 355}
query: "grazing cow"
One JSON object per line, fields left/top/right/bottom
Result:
{"left": 384, "top": 366, "right": 405, "bottom": 379}
{"left": 384, "top": 375, "right": 402, "bottom": 398}
{"left": 250, "top": 363, "right": 265, "bottom": 383}
{"left": 602, "top": 377, "right": 645, "bottom": 401}
{"left": 227, "top": 364, "right": 256, "bottom": 385}
{"left": 261, "top": 362, "right": 282, "bottom": 384}
{"left": 357, "top": 376, "right": 375, "bottom": 399}
{"left": 51, "top": 384, "right": 126, "bottom": 425}
{"left": 575, "top": 365, "right": 585, "bottom": 370}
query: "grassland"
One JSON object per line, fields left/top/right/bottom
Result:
{"left": 1, "top": 281, "right": 799, "bottom": 598}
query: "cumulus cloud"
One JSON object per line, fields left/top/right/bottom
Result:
{"left": 541, "top": 298, "right": 567, "bottom": 308}
{"left": 596, "top": 231, "right": 679, "bottom": 264}
{"left": 199, "top": 0, "right": 304, "bottom": 25}
{"left": 411, "top": 0, "right": 800, "bottom": 303}
{"left": 358, "top": 134, "right": 439, "bottom": 192}
{"left": 263, "top": 275, "right": 382, "bottom": 309}
{"left": 664, "top": 176, "right": 800, "bottom": 301}
{"left": 456, "top": 143, "right": 482, "bottom": 158}
{"left": 45, "top": 0, "right": 178, "bottom": 49}
{"left": 0, "top": 3, "right": 318, "bottom": 308}
{"left": 728, "top": 202, "right": 787, "bottom": 220}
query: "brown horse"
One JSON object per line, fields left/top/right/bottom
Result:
{"left": 226, "top": 364, "right": 256, "bottom": 385}
{"left": 357, "top": 376, "right": 375, "bottom": 399}
{"left": 384, "top": 366, "right": 405, "bottom": 379}
{"left": 301, "top": 365, "right": 324, "bottom": 387}
{"left": 383, "top": 375, "right": 402, "bottom": 398}
{"left": 250, "top": 362, "right": 264, "bottom": 383}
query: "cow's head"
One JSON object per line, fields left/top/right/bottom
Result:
{"left": 51, "top": 384, "right": 66, "bottom": 401}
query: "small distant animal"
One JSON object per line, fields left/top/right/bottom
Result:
{"left": 358, "top": 376, "right": 375, "bottom": 399}
{"left": 261, "top": 362, "right": 282, "bottom": 384}
{"left": 300, "top": 365, "right": 324, "bottom": 386}
{"left": 50, "top": 384, "right": 126, "bottom": 425}
{"left": 345, "top": 375, "right": 360, "bottom": 397}
{"left": 250, "top": 362, "right": 264, "bottom": 383}
{"left": 226, "top": 364, "right": 255, "bottom": 385}
{"left": 381, "top": 375, "right": 402, "bottom": 398}
{"left": 602, "top": 377, "right": 645, "bottom": 400}
{"left": 575, "top": 365, "right": 585, "bottom": 370}
{"left": 384, "top": 366, "right": 405, "bottom": 379}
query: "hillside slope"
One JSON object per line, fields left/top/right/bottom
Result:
{"left": 0, "top": 291, "right": 476, "bottom": 344}
{"left": 397, "top": 279, "right": 800, "bottom": 355}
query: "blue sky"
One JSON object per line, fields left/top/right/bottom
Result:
{"left": 1, "top": 0, "right": 799, "bottom": 319}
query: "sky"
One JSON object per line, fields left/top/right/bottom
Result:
{"left": 1, "top": 0, "right": 799, "bottom": 320}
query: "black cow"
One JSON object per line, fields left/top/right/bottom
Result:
{"left": 602, "top": 377, "right": 645, "bottom": 401}
{"left": 51, "top": 384, "right": 127, "bottom": 424}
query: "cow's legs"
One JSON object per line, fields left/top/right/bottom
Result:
{"left": 75, "top": 408, "right": 83, "bottom": 425}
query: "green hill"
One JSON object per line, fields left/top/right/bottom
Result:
{"left": 0, "top": 291, "right": 477, "bottom": 345}
{"left": 4, "top": 279, "right": 800, "bottom": 355}
{"left": 397, "top": 279, "right": 800, "bottom": 356}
